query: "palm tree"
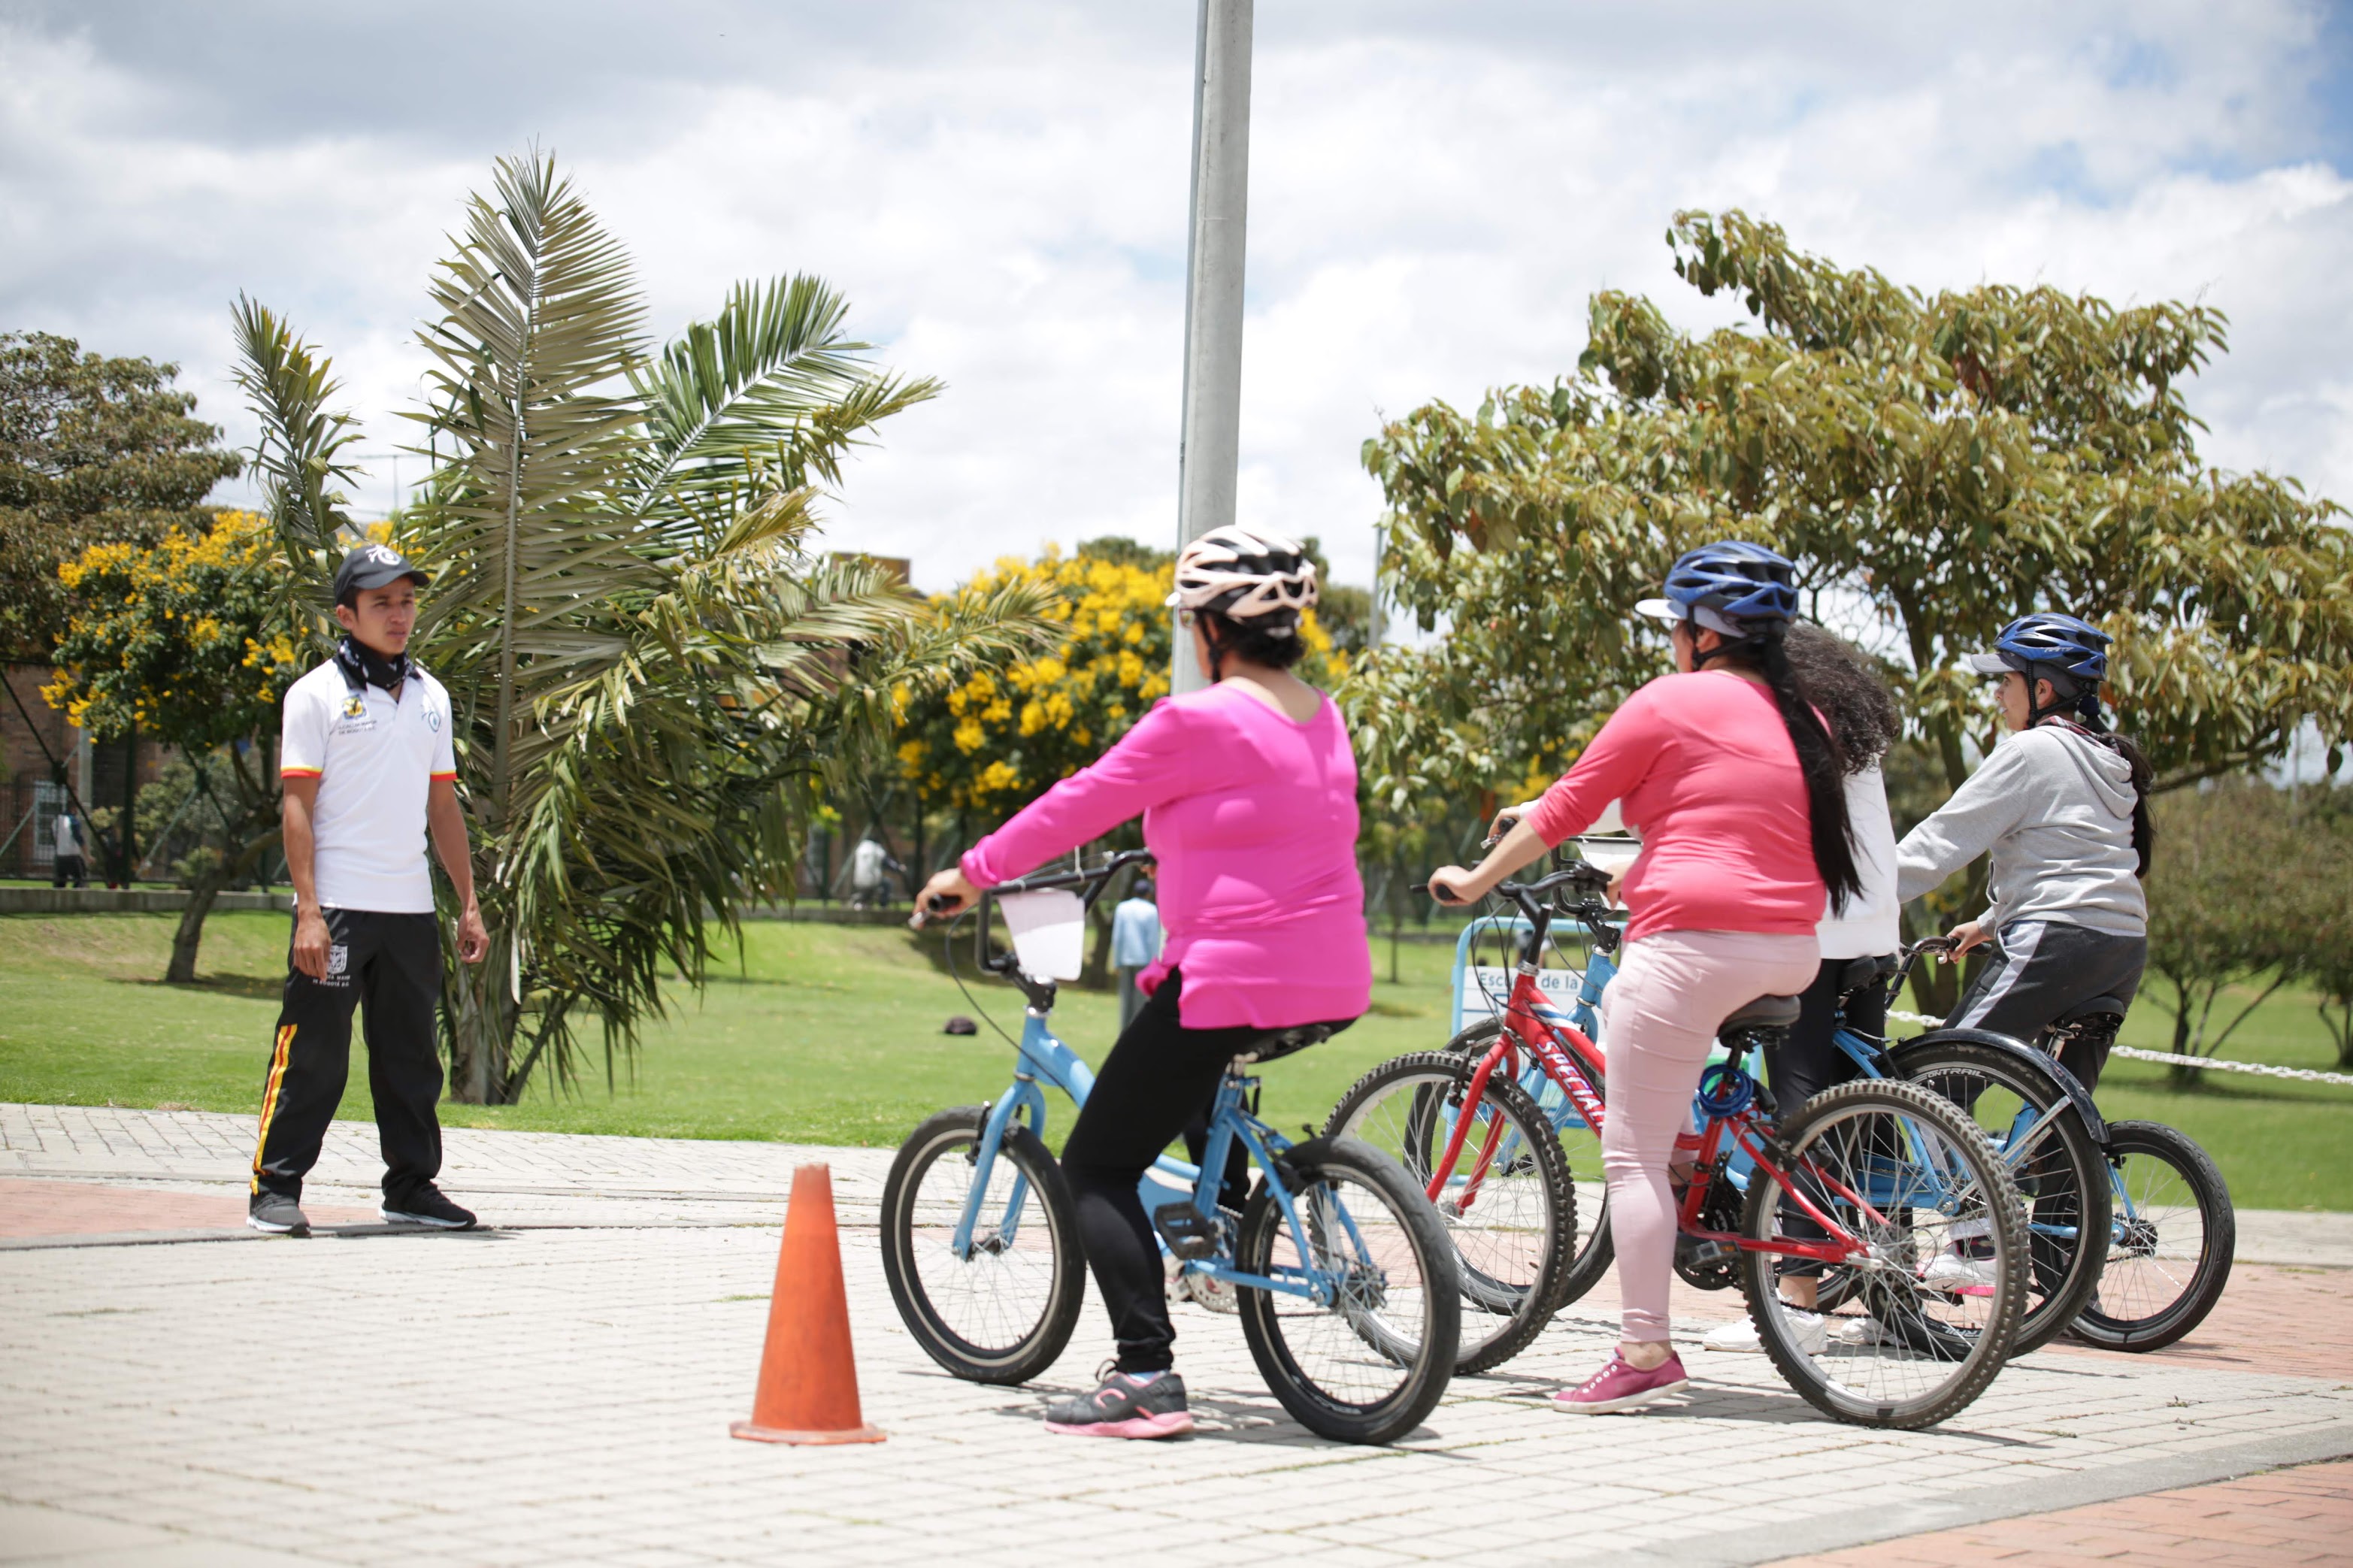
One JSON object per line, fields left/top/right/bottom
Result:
{"left": 238, "top": 151, "right": 1052, "bottom": 1101}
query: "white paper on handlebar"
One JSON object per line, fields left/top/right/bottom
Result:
{"left": 999, "top": 888, "right": 1086, "bottom": 982}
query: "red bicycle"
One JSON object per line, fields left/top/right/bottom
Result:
{"left": 1328, "top": 855, "right": 2032, "bottom": 1428}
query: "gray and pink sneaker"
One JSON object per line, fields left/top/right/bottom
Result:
{"left": 1552, "top": 1350, "right": 1690, "bottom": 1415}
{"left": 1043, "top": 1366, "right": 1194, "bottom": 1439}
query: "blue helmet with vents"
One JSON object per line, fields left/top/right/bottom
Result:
{"left": 1965, "top": 613, "right": 2110, "bottom": 696}
{"left": 1635, "top": 540, "right": 1800, "bottom": 637}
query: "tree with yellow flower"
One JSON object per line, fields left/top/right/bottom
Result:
{"left": 46, "top": 509, "right": 307, "bottom": 982}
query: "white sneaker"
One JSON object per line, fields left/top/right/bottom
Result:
{"left": 1832, "top": 1314, "right": 1888, "bottom": 1346}
{"left": 1921, "top": 1250, "right": 1998, "bottom": 1296}
{"left": 1702, "top": 1308, "right": 1825, "bottom": 1355}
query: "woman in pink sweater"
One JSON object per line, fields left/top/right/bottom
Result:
{"left": 919, "top": 525, "right": 1369, "bottom": 1439}
{"left": 1428, "top": 541, "right": 1860, "bottom": 1414}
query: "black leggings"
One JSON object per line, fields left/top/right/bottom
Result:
{"left": 1060, "top": 969, "right": 1348, "bottom": 1375}
{"left": 1759, "top": 955, "right": 1885, "bottom": 1279}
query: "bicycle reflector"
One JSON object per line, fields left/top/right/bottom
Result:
{"left": 1695, "top": 1063, "right": 1758, "bottom": 1119}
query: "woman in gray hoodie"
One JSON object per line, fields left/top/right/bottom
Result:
{"left": 1896, "top": 613, "right": 2155, "bottom": 1091}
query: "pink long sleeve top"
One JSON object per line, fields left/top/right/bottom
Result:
{"left": 961, "top": 686, "right": 1371, "bottom": 1030}
{"left": 1523, "top": 670, "right": 1826, "bottom": 943}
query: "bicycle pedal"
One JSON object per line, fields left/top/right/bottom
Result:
{"left": 1152, "top": 1202, "right": 1221, "bottom": 1261}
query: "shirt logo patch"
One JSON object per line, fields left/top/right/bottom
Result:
{"left": 341, "top": 694, "right": 367, "bottom": 719}
{"left": 425, "top": 705, "right": 442, "bottom": 732}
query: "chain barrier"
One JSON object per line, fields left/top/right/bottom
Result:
{"left": 1886, "top": 1010, "right": 2353, "bottom": 1087}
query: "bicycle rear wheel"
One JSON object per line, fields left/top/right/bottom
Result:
{"left": 1740, "top": 1079, "right": 2027, "bottom": 1429}
{"left": 1327, "top": 1051, "right": 1573, "bottom": 1372}
{"left": 1234, "top": 1136, "right": 1460, "bottom": 1444}
{"left": 880, "top": 1106, "right": 1084, "bottom": 1385}
{"left": 1891, "top": 1038, "right": 2111, "bottom": 1355}
{"left": 2070, "top": 1120, "right": 2234, "bottom": 1352}
{"left": 1445, "top": 1018, "right": 1613, "bottom": 1304}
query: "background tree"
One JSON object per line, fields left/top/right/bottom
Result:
{"left": 2140, "top": 780, "right": 2315, "bottom": 1081}
{"left": 1358, "top": 210, "right": 2353, "bottom": 1011}
{"left": 2295, "top": 785, "right": 2353, "bottom": 1070}
{"left": 239, "top": 152, "right": 1050, "bottom": 1103}
{"left": 43, "top": 510, "right": 305, "bottom": 980}
{"left": 0, "top": 332, "right": 242, "bottom": 662}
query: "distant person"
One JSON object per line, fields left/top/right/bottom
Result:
{"left": 848, "top": 834, "right": 904, "bottom": 909}
{"left": 249, "top": 543, "right": 490, "bottom": 1238}
{"left": 1110, "top": 876, "right": 1163, "bottom": 1030}
{"left": 50, "top": 808, "right": 86, "bottom": 888}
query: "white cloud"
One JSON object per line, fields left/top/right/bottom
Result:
{"left": 3, "top": 1, "right": 2349, "bottom": 596}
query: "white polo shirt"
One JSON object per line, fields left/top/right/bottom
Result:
{"left": 280, "top": 658, "right": 456, "bottom": 913}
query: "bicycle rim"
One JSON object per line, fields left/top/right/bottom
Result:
{"left": 1893, "top": 1042, "right": 2109, "bottom": 1354}
{"left": 1740, "top": 1079, "right": 2027, "bottom": 1428}
{"left": 1445, "top": 1020, "right": 1610, "bottom": 1304}
{"left": 1328, "top": 1053, "right": 1570, "bottom": 1371}
{"left": 1237, "top": 1139, "right": 1457, "bottom": 1442}
{"left": 2074, "top": 1121, "right": 2234, "bottom": 1351}
{"left": 885, "top": 1112, "right": 1077, "bottom": 1379}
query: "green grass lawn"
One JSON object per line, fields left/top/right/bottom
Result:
{"left": 3, "top": 910, "right": 2347, "bottom": 1209}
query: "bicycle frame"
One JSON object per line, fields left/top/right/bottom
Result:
{"left": 943, "top": 870, "right": 1347, "bottom": 1306}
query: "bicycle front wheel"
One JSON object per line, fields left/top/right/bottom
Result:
{"left": 1445, "top": 1018, "right": 1613, "bottom": 1304}
{"left": 2070, "top": 1120, "right": 2234, "bottom": 1352}
{"left": 1327, "top": 1051, "right": 1573, "bottom": 1372}
{"left": 1234, "top": 1136, "right": 1460, "bottom": 1444}
{"left": 880, "top": 1106, "right": 1084, "bottom": 1385}
{"left": 1892, "top": 1038, "right": 2112, "bottom": 1355}
{"left": 1739, "top": 1079, "right": 2027, "bottom": 1429}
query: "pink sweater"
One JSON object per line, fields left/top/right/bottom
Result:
{"left": 1524, "top": 670, "right": 1825, "bottom": 943}
{"left": 961, "top": 686, "right": 1370, "bottom": 1030}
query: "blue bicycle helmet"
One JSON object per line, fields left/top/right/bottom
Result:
{"left": 1636, "top": 540, "right": 1800, "bottom": 637}
{"left": 1964, "top": 613, "right": 2110, "bottom": 695}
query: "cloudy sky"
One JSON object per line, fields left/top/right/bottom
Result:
{"left": 5, "top": 1, "right": 2351, "bottom": 592}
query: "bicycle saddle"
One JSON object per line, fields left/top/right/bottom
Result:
{"left": 2057, "top": 994, "right": 2127, "bottom": 1024}
{"left": 1838, "top": 953, "right": 1900, "bottom": 995}
{"left": 1719, "top": 994, "right": 1802, "bottom": 1037}
{"left": 1235, "top": 1024, "right": 1335, "bottom": 1065}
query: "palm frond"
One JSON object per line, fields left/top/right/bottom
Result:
{"left": 628, "top": 274, "right": 942, "bottom": 544}
{"left": 229, "top": 294, "right": 363, "bottom": 622}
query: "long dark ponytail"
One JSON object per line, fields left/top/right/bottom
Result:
{"left": 1713, "top": 627, "right": 1864, "bottom": 910}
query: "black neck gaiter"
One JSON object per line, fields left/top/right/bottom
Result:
{"left": 335, "top": 635, "right": 412, "bottom": 694}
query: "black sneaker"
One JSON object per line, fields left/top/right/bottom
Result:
{"left": 248, "top": 1193, "right": 310, "bottom": 1236}
{"left": 1043, "top": 1363, "right": 1192, "bottom": 1438}
{"left": 380, "top": 1185, "right": 477, "bottom": 1230}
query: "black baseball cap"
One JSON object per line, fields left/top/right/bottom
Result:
{"left": 334, "top": 543, "right": 430, "bottom": 605}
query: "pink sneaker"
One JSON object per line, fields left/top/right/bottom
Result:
{"left": 1552, "top": 1350, "right": 1689, "bottom": 1414}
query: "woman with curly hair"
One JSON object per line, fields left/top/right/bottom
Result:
{"left": 1703, "top": 622, "right": 1902, "bottom": 1356}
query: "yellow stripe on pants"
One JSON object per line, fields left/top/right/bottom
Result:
{"left": 251, "top": 1023, "right": 296, "bottom": 1195}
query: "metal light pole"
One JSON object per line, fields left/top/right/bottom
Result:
{"left": 1171, "top": 0, "right": 1253, "bottom": 694}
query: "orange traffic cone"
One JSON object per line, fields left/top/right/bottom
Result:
{"left": 729, "top": 1164, "right": 886, "bottom": 1445}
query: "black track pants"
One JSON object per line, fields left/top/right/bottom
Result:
{"left": 1948, "top": 919, "right": 2146, "bottom": 1091}
{"left": 1761, "top": 956, "right": 1887, "bottom": 1277}
{"left": 252, "top": 909, "right": 445, "bottom": 1206}
{"left": 1060, "top": 970, "right": 1354, "bottom": 1376}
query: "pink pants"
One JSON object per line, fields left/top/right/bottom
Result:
{"left": 1597, "top": 930, "right": 1820, "bottom": 1343}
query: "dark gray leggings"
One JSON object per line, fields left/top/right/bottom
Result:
{"left": 1950, "top": 919, "right": 2147, "bottom": 1091}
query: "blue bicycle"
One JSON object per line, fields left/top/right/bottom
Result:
{"left": 880, "top": 851, "right": 1461, "bottom": 1445}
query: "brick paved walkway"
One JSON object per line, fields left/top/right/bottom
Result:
{"left": 4, "top": 1104, "right": 2350, "bottom": 1566}
{"left": 1776, "top": 1458, "right": 2353, "bottom": 1566}
{"left": 0, "top": 1176, "right": 377, "bottom": 1238}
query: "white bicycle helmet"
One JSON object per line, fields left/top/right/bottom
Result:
{"left": 1166, "top": 524, "right": 1319, "bottom": 633}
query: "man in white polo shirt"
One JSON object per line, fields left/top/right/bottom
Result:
{"left": 250, "top": 543, "right": 489, "bottom": 1236}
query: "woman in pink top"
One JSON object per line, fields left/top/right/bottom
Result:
{"left": 1428, "top": 541, "right": 1861, "bottom": 1415}
{"left": 919, "top": 525, "right": 1369, "bottom": 1439}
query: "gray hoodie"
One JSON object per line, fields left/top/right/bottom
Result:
{"left": 1895, "top": 723, "right": 2146, "bottom": 937}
